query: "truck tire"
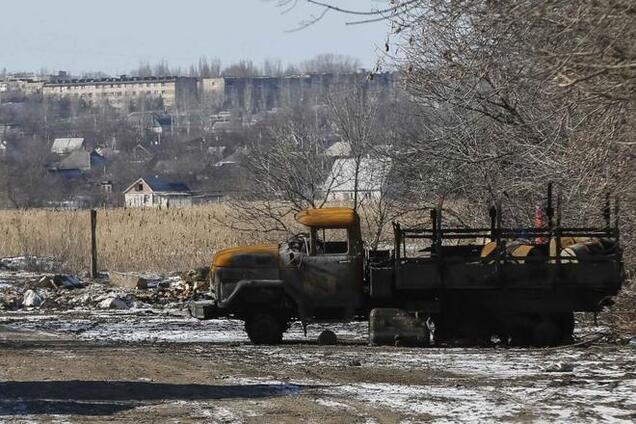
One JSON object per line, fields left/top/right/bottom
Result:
{"left": 531, "top": 316, "right": 561, "bottom": 347}
{"left": 557, "top": 312, "right": 575, "bottom": 344}
{"left": 318, "top": 329, "right": 337, "bottom": 345}
{"left": 508, "top": 315, "right": 534, "bottom": 347}
{"left": 245, "top": 312, "right": 284, "bottom": 345}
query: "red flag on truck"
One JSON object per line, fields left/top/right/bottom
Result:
{"left": 534, "top": 205, "right": 546, "bottom": 244}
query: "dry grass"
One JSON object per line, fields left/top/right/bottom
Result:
{"left": 0, "top": 202, "right": 400, "bottom": 273}
{"left": 601, "top": 273, "right": 636, "bottom": 338}
{"left": 0, "top": 205, "right": 283, "bottom": 273}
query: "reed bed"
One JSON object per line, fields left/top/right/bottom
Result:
{"left": 0, "top": 205, "right": 282, "bottom": 273}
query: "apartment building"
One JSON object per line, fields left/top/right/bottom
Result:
{"left": 199, "top": 72, "right": 396, "bottom": 114}
{"left": 0, "top": 77, "right": 45, "bottom": 96}
{"left": 42, "top": 76, "right": 198, "bottom": 110}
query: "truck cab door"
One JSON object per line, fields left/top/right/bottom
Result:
{"left": 299, "top": 226, "right": 362, "bottom": 320}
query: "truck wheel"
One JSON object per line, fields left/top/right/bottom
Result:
{"left": 509, "top": 327, "right": 532, "bottom": 347}
{"left": 245, "top": 312, "right": 284, "bottom": 345}
{"left": 532, "top": 316, "right": 561, "bottom": 347}
{"left": 508, "top": 315, "right": 533, "bottom": 346}
{"left": 318, "top": 330, "right": 337, "bottom": 345}
{"left": 557, "top": 312, "right": 575, "bottom": 344}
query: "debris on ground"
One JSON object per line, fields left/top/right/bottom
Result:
{"left": 36, "top": 275, "right": 84, "bottom": 290}
{"left": 182, "top": 267, "right": 209, "bottom": 284}
{"left": 110, "top": 272, "right": 163, "bottom": 290}
{"left": 97, "top": 295, "right": 132, "bottom": 310}
{"left": 0, "top": 256, "right": 211, "bottom": 313}
{"left": 0, "top": 256, "right": 60, "bottom": 272}
{"left": 22, "top": 289, "right": 45, "bottom": 307}
{"left": 543, "top": 362, "right": 575, "bottom": 373}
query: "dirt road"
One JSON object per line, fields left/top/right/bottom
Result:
{"left": 1, "top": 310, "right": 634, "bottom": 424}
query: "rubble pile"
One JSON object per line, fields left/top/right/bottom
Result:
{"left": 0, "top": 256, "right": 60, "bottom": 272}
{"left": 0, "top": 257, "right": 211, "bottom": 313}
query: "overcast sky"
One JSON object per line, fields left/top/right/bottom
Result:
{"left": 0, "top": 0, "right": 388, "bottom": 75}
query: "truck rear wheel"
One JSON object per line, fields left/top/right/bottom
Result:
{"left": 245, "top": 312, "right": 284, "bottom": 345}
{"left": 557, "top": 312, "right": 575, "bottom": 344}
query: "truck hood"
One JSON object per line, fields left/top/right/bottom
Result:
{"left": 212, "top": 244, "right": 280, "bottom": 268}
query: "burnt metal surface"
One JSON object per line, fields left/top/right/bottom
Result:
{"left": 196, "top": 187, "right": 624, "bottom": 347}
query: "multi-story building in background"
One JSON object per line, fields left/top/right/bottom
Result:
{"left": 42, "top": 76, "right": 198, "bottom": 110}
{"left": 0, "top": 75, "right": 46, "bottom": 98}
{"left": 3, "top": 72, "right": 396, "bottom": 115}
{"left": 199, "top": 72, "right": 397, "bottom": 114}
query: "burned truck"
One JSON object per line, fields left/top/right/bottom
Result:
{"left": 191, "top": 189, "right": 624, "bottom": 346}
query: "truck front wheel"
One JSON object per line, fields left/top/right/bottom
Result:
{"left": 245, "top": 312, "right": 284, "bottom": 345}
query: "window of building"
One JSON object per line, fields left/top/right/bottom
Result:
{"left": 136, "top": 183, "right": 143, "bottom": 191}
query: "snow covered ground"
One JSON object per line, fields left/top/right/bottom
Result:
{"left": 1, "top": 308, "right": 634, "bottom": 423}
{"left": 1, "top": 266, "right": 634, "bottom": 422}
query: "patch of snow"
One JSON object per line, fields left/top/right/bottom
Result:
{"left": 315, "top": 398, "right": 355, "bottom": 410}
{"left": 98, "top": 297, "right": 130, "bottom": 310}
{"left": 22, "top": 289, "right": 45, "bottom": 307}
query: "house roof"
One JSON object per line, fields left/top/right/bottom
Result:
{"left": 325, "top": 141, "right": 351, "bottom": 157}
{"left": 51, "top": 138, "right": 85, "bottom": 154}
{"left": 213, "top": 148, "right": 245, "bottom": 167}
{"left": 124, "top": 176, "right": 191, "bottom": 194}
{"left": 53, "top": 150, "right": 104, "bottom": 171}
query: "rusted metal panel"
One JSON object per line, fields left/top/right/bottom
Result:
{"left": 295, "top": 207, "right": 358, "bottom": 228}
{"left": 213, "top": 244, "right": 279, "bottom": 268}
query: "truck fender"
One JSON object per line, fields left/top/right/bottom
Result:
{"left": 218, "top": 279, "right": 306, "bottom": 317}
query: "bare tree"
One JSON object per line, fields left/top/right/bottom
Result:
{"left": 263, "top": 59, "right": 284, "bottom": 77}
{"left": 223, "top": 60, "right": 261, "bottom": 77}
{"left": 275, "top": 0, "right": 634, "bottom": 259}
{"left": 3, "top": 136, "right": 59, "bottom": 208}
{"left": 299, "top": 54, "right": 361, "bottom": 74}
{"left": 221, "top": 105, "right": 340, "bottom": 233}
{"left": 327, "top": 86, "right": 379, "bottom": 211}
{"left": 390, "top": 2, "right": 634, "bottom": 230}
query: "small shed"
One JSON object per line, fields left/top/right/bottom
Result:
{"left": 48, "top": 150, "right": 106, "bottom": 179}
{"left": 58, "top": 150, "right": 105, "bottom": 171}
{"left": 124, "top": 176, "right": 192, "bottom": 208}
